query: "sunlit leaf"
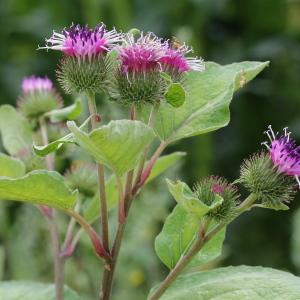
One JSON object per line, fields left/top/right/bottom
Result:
{"left": 68, "top": 120, "right": 155, "bottom": 176}
{"left": 165, "top": 83, "right": 186, "bottom": 108}
{"left": 150, "top": 61, "right": 269, "bottom": 143}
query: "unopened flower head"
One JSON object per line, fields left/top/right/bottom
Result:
{"left": 263, "top": 125, "right": 300, "bottom": 187}
{"left": 42, "top": 23, "right": 123, "bottom": 59}
{"left": 193, "top": 176, "right": 239, "bottom": 221}
{"left": 160, "top": 41, "right": 205, "bottom": 79}
{"left": 22, "top": 76, "right": 53, "bottom": 94}
{"left": 18, "top": 76, "right": 62, "bottom": 119}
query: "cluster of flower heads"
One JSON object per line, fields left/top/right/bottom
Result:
{"left": 40, "top": 23, "right": 205, "bottom": 100}
{"left": 263, "top": 125, "right": 300, "bottom": 186}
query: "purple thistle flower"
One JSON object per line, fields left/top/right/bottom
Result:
{"left": 160, "top": 43, "right": 205, "bottom": 73}
{"left": 263, "top": 125, "right": 300, "bottom": 187}
{"left": 22, "top": 76, "right": 53, "bottom": 94}
{"left": 40, "top": 23, "right": 123, "bottom": 58}
{"left": 117, "top": 32, "right": 165, "bottom": 75}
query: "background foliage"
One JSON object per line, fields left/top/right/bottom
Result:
{"left": 0, "top": 0, "right": 300, "bottom": 299}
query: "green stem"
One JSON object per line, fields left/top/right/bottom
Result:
{"left": 39, "top": 116, "right": 64, "bottom": 300}
{"left": 86, "top": 93, "right": 110, "bottom": 253}
{"left": 149, "top": 194, "right": 257, "bottom": 300}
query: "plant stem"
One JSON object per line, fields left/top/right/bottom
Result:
{"left": 65, "top": 209, "right": 110, "bottom": 260}
{"left": 133, "top": 102, "right": 160, "bottom": 189}
{"left": 149, "top": 194, "right": 257, "bottom": 300}
{"left": 99, "top": 103, "right": 162, "bottom": 300}
{"left": 86, "top": 93, "right": 109, "bottom": 253}
{"left": 39, "top": 116, "right": 64, "bottom": 300}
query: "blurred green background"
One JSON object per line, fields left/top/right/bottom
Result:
{"left": 1, "top": 0, "right": 300, "bottom": 299}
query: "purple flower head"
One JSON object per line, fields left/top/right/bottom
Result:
{"left": 117, "top": 32, "right": 165, "bottom": 74}
{"left": 22, "top": 76, "right": 53, "bottom": 94}
{"left": 160, "top": 42, "right": 205, "bottom": 73}
{"left": 263, "top": 125, "right": 300, "bottom": 187}
{"left": 41, "top": 23, "right": 123, "bottom": 58}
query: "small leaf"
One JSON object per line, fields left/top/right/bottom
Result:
{"left": 0, "top": 170, "right": 78, "bottom": 210}
{"left": 155, "top": 205, "right": 225, "bottom": 269}
{"left": 45, "top": 99, "right": 82, "bottom": 123}
{"left": 0, "top": 105, "right": 32, "bottom": 155}
{"left": 33, "top": 115, "right": 91, "bottom": 156}
{"left": 0, "top": 153, "right": 26, "bottom": 178}
{"left": 167, "top": 179, "right": 223, "bottom": 217}
{"left": 165, "top": 83, "right": 186, "bottom": 108}
{"left": 68, "top": 120, "right": 155, "bottom": 176}
{"left": 33, "top": 133, "right": 75, "bottom": 156}
{"left": 83, "top": 152, "right": 186, "bottom": 223}
{"left": 149, "top": 266, "right": 300, "bottom": 300}
{"left": 0, "top": 281, "right": 80, "bottom": 300}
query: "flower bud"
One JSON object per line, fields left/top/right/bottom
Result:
{"left": 64, "top": 161, "right": 98, "bottom": 197}
{"left": 18, "top": 76, "right": 62, "bottom": 119}
{"left": 193, "top": 176, "right": 239, "bottom": 221}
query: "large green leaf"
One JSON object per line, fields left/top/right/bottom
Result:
{"left": 45, "top": 98, "right": 82, "bottom": 123}
{"left": 150, "top": 266, "right": 300, "bottom": 300}
{"left": 167, "top": 179, "right": 223, "bottom": 217}
{"left": 0, "top": 170, "right": 78, "bottom": 210}
{"left": 0, "top": 281, "right": 80, "bottom": 300}
{"left": 0, "top": 153, "right": 26, "bottom": 178}
{"left": 155, "top": 205, "right": 225, "bottom": 269}
{"left": 67, "top": 120, "right": 155, "bottom": 176}
{"left": 151, "top": 61, "right": 269, "bottom": 143}
{"left": 0, "top": 105, "right": 32, "bottom": 155}
{"left": 83, "top": 152, "right": 186, "bottom": 223}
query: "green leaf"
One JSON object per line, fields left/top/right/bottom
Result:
{"left": 45, "top": 99, "right": 82, "bottom": 122}
{"left": 33, "top": 115, "right": 92, "bottom": 156}
{"left": 155, "top": 205, "right": 199, "bottom": 269}
{"left": 152, "top": 61, "right": 269, "bottom": 143}
{"left": 0, "top": 153, "right": 26, "bottom": 178}
{"left": 83, "top": 152, "right": 186, "bottom": 223}
{"left": 0, "top": 105, "right": 32, "bottom": 155}
{"left": 33, "top": 132, "right": 75, "bottom": 156}
{"left": 0, "top": 170, "right": 78, "bottom": 210}
{"left": 68, "top": 120, "right": 155, "bottom": 176}
{"left": 167, "top": 179, "right": 223, "bottom": 217}
{"left": 165, "top": 83, "right": 186, "bottom": 108}
{"left": 155, "top": 205, "right": 225, "bottom": 269}
{"left": 0, "top": 281, "right": 80, "bottom": 300}
{"left": 189, "top": 223, "right": 225, "bottom": 268}
{"left": 150, "top": 266, "right": 300, "bottom": 300}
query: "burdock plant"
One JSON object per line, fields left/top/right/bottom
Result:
{"left": 0, "top": 21, "right": 299, "bottom": 300}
